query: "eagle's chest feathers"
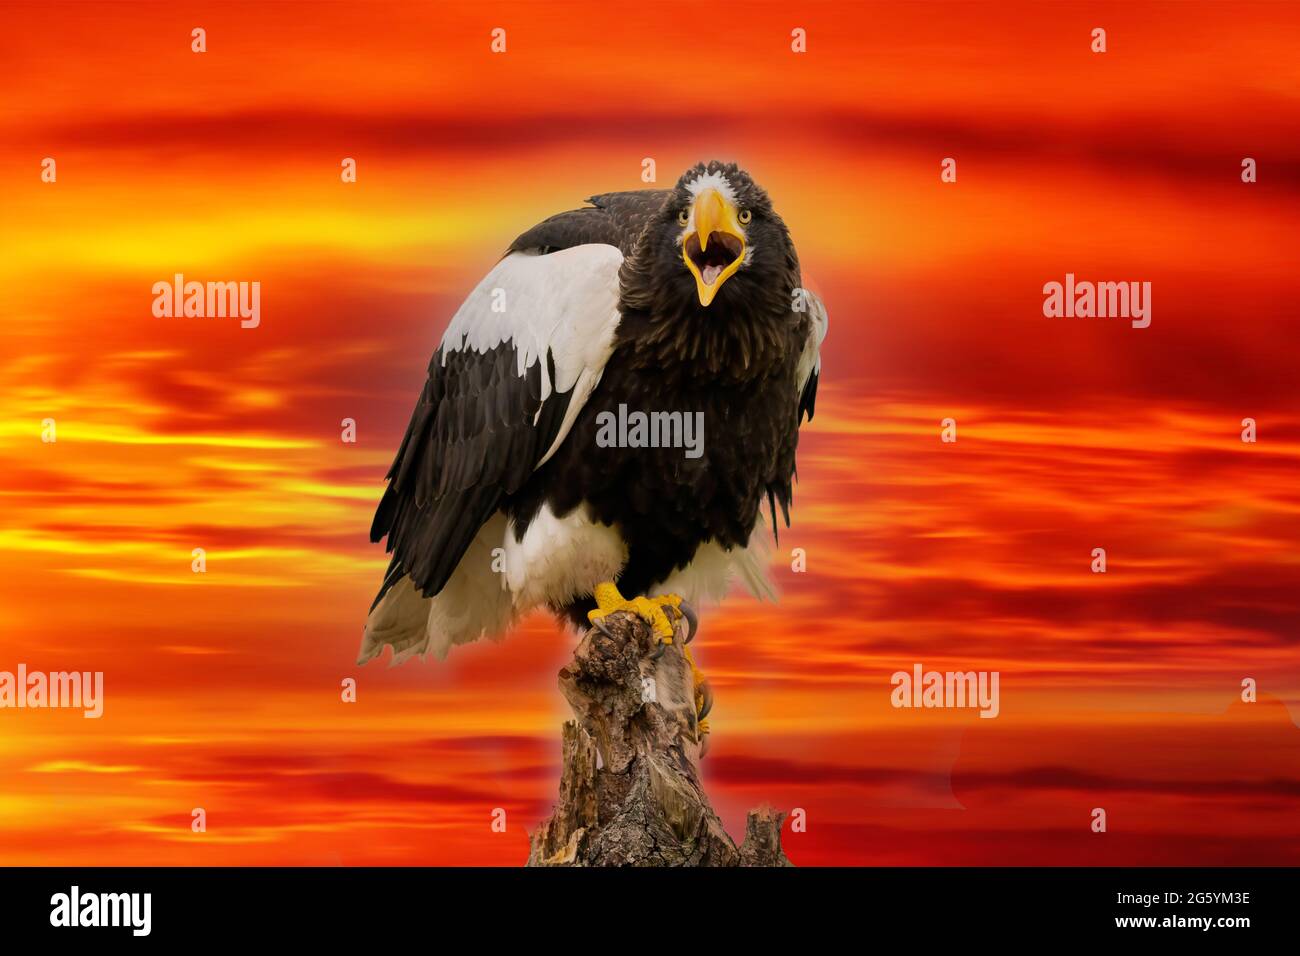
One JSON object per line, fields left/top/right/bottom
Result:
{"left": 510, "top": 335, "right": 799, "bottom": 598}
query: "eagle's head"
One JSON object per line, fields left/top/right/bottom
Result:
{"left": 618, "top": 161, "right": 804, "bottom": 381}
{"left": 671, "top": 163, "right": 766, "bottom": 306}
{"left": 623, "top": 161, "right": 798, "bottom": 308}
{"left": 669, "top": 162, "right": 794, "bottom": 308}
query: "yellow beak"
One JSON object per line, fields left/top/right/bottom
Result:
{"left": 682, "top": 189, "right": 746, "bottom": 306}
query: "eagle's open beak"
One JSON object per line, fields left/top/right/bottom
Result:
{"left": 682, "top": 189, "right": 746, "bottom": 307}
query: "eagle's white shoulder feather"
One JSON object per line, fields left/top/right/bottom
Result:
{"left": 796, "top": 288, "right": 828, "bottom": 396}
{"left": 441, "top": 245, "right": 623, "bottom": 466}
{"left": 440, "top": 244, "right": 623, "bottom": 400}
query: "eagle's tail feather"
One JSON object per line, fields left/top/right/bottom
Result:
{"left": 359, "top": 576, "right": 430, "bottom": 665}
{"left": 358, "top": 513, "right": 516, "bottom": 665}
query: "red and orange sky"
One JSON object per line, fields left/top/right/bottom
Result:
{"left": 1, "top": 0, "right": 1299, "bottom": 865}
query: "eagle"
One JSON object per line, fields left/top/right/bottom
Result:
{"left": 361, "top": 161, "right": 828, "bottom": 750}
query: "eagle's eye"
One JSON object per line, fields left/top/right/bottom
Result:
{"left": 677, "top": 209, "right": 690, "bottom": 226}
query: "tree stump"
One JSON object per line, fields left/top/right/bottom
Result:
{"left": 526, "top": 609, "right": 791, "bottom": 866}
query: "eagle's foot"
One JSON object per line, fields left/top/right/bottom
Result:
{"left": 587, "top": 583, "right": 712, "bottom": 756}
{"left": 587, "top": 581, "right": 681, "bottom": 645}
{"left": 685, "top": 645, "right": 713, "bottom": 757}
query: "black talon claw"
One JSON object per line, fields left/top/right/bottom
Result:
{"left": 591, "top": 616, "right": 614, "bottom": 638}
{"left": 679, "top": 601, "right": 699, "bottom": 644}
{"left": 649, "top": 639, "right": 668, "bottom": 661}
{"left": 697, "top": 681, "right": 713, "bottom": 720}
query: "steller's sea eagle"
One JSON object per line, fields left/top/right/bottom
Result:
{"left": 361, "top": 161, "right": 827, "bottom": 750}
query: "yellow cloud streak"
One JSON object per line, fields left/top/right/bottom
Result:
{"left": 0, "top": 421, "right": 317, "bottom": 450}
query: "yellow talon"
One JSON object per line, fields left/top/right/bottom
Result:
{"left": 587, "top": 581, "right": 682, "bottom": 642}
{"left": 586, "top": 582, "right": 712, "bottom": 752}
{"left": 684, "top": 644, "right": 713, "bottom": 749}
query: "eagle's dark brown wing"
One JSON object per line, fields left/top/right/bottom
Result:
{"left": 508, "top": 189, "right": 671, "bottom": 257}
{"left": 365, "top": 242, "right": 625, "bottom": 643}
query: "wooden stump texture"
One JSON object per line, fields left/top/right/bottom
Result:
{"left": 527, "top": 609, "right": 791, "bottom": 867}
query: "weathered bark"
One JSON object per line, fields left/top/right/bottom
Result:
{"left": 527, "top": 609, "right": 791, "bottom": 866}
